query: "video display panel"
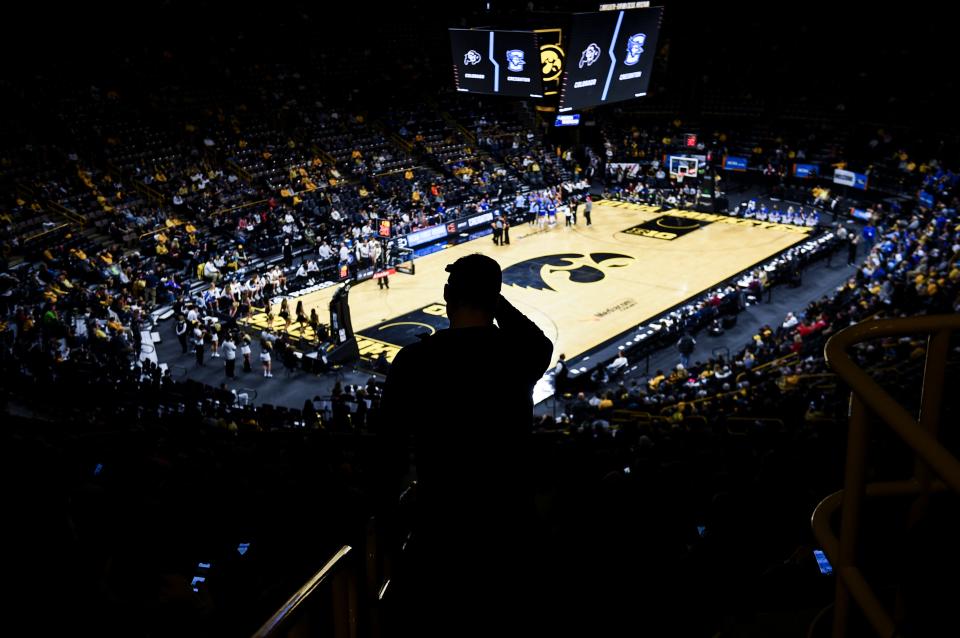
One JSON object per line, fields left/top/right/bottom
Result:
{"left": 559, "top": 7, "right": 663, "bottom": 111}
{"left": 450, "top": 29, "right": 543, "bottom": 98}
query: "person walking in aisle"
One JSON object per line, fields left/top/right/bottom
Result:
{"left": 222, "top": 334, "right": 237, "bottom": 378}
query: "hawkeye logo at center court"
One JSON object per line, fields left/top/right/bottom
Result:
{"left": 623, "top": 214, "right": 713, "bottom": 240}
{"left": 502, "top": 253, "right": 634, "bottom": 292}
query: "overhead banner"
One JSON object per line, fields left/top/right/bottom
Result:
{"left": 723, "top": 156, "right": 748, "bottom": 171}
{"left": 833, "top": 168, "right": 868, "bottom": 190}
{"left": 607, "top": 162, "right": 642, "bottom": 178}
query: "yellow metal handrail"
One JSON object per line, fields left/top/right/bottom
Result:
{"left": 320, "top": 148, "right": 337, "bottom": 165}
{"left": 735, "top": 350, "right": 798, "bottom": 383}
{"left": 251, "top": 545, "right": 354, "bottom": 638}
{"left": 656, "top": 382, "right": 746, "bottom": 413}
{"left": 17, "top": 182, "right": 37, "bottom": 198}
{"left": 133, "top": 180, "right": 166, "bottom": 203}
{"left": 812, "top": 314, "right": 960, "bottom": 638}
{"left": 386, "top": 130, "right": 414, "bottom": 153}
{"left": 439, "top": 111, "right": 476, "bottom": 145}
{"left": 228, "top": 159, "right": 253, "bottom": 182}
{"left": 725, "top": 416, "right": 785, "bottom": 431}
{"left": 22, "top": 222, "right": 73, "bottom": 244}
{"left": 372, "top": 164, "right": 424, "bottom": 179}
{"left": 138, "top": 220, "right": 186, "bottom": 241}
{"left": 209, "top": 197, "right": 271, "bottom": 218}
{"left": 44, "top": 200, "right": 86, "bottom": 226}
{"left": 611, "top": 408, "right": 653, "bottom": 424}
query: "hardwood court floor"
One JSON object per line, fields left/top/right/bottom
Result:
{"left": 241, "top": 201, "right": 812, "bottom": 364}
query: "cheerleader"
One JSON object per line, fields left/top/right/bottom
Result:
{"left": 279, "top": 298, "right": 292, "bottom": 331}
{"left": 260, "top": 340, "right": 273, "bottom": 378}
{"left": 241, "top": 335, "right": 252, "bottom": 373}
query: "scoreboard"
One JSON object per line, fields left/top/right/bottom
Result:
{"left": 558, "top": 7, "right": 663, "bottom": 111}
{"left": 449, "top": 29, "right": 544, "bottom": 98}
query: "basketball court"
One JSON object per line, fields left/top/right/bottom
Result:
{"left": 240, "top": 200, "right": 813, "bottom": 365}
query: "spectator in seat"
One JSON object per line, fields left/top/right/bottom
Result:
{"left": 607, "top": 347, "right": 628, "bottom": 376}
{"left": 202, "top": 260, "right": 220, "bottom": 284}
{"left": 568, "top": 392, "right": 591, "bottom": 424}
{"left": 374, "top": 350, "right": 390, "bottom": 374}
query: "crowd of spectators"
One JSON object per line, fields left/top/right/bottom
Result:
{"left": 562, "top": 169, "right": 959, "bottom": 433}
{"left": 522, "top": 160, "right": 960, "bottom": 636}
{"left": 1, "top": 82, "right": 578, "bottom": 396}
{"left": 4, "top": 67, "right": 960, "bottom": 635}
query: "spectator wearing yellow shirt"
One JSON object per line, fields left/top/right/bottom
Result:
{"left": 648, "top": 369, "right": 666, "bottom": 390}
{"left": 598, "top": 393, "right": 614, "bottom": 410}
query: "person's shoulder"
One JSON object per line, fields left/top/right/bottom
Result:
{"left": 399, "top": 328, "right": 483, "bottom": 359}
{"left": 393, "top": 336, "right": 433, "bottom": 365}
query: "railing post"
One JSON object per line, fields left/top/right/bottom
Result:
{"left": 815, "top": 316, "right": 960, "bottom": 638}
{"left": 366, "top": 517, "right": 383, "bottom": 638}
{"left": 331, "top": 563, "right": 359, "bottom": 638}
{"left": 911, "top": 328, "right": 951, "bottom": 509}
{"left": 895, "top": 327, "right": 954, "bottom": 626}
{"left": 366, "top": 517, "right": 379, "bottom": 600}
{"left": 833, "top": 392, "right": 871, "bottom": 638}
{"left": 252, "top": 545, "right": 352, "bottom": 638}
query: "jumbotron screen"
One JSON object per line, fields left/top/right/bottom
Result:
{"left": 449, "top": 29, "right": 544, "bottom": 98}
{"left": 558, "top": 7, "right": 663, "bottom": 111}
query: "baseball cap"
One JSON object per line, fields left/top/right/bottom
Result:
{"left": 445, "top": 254, "right": 501, "bottom": 308}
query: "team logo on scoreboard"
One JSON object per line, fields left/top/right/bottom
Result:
{"left": 579, "top": 43, "right": 602, "bottom": 68}
{"left": 624, "top": 33, "right": 646, "bottom": 66}
{"left": 506, "top": 49, "right": 526, "bottom": 72}
{"left": 540, "top": 44, "right": 564, "bottom": 81}
{"left": 502, "top": 252, "right": 633, "bottom": 292}
{"left": 464, "top": 50, "right": 482, "bottom": 66}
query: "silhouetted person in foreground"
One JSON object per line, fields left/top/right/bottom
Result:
{"left": 379, "top": 253, "right": 552, "bottom": 636}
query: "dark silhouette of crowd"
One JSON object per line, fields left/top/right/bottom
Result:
{"left": 3, "top": 60, "right": 959, "bottom": 636}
